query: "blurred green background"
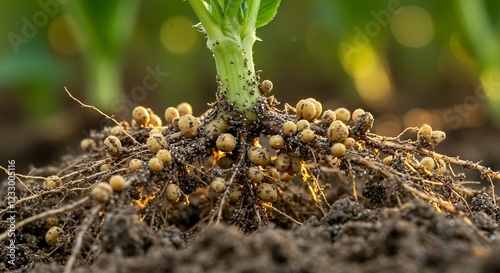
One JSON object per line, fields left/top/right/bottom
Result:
{"left": 1, "top": 0, "right": 500, "bottom": 173}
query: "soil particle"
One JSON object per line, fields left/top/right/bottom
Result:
{"left": 321, "top": 197, "right": 374, "bottom": 225}
{"left": 362, "top": 180, "right": 387, "bottom": 207}
{"left": 472, "top": 211, "right": 498, "bottom": 234}
{"left": 100, "top": 208, "right": 152, "bottom": 256}
{"left": 26, "top": 198, "right": 500, "bottom": 273}
{"left": 471, "top": 192, "right": 499, "bottom": 216}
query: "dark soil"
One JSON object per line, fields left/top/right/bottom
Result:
{"left": 15, "top": 198, "right": 499, "bottom": 273}
{"left": 2, "top": 96, "right": 500, "bottom": 273}
{"left": 3, "top": 182, "right": 500, "bottom": 273}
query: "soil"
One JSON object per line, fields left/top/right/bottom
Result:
{"left": 9, "top": 197, "right": 500, "bottom": 273}
{"left": 2, "top": 96, "right": 500, "bottom": 273}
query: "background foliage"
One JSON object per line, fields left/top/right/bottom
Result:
{"left": 1, "top": 0, "right": 499, "bottom": 172}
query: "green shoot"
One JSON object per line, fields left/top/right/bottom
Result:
{"left": 188, "top": 0, "right": 281, "bottom": 122}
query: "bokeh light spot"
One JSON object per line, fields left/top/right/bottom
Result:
{"left": 340, "top": 45, "right": 393, "bottom": 108}
{"left": 48, "top": 15, "right": 88, "bottom": 56}
{"left": 340, "top": 45, "right": 376, "bottom": 79}
{"left": 160, "top": 16, "right": 198, "bottom": 55}
{"left": 354, "top": 64, "right": 392, "bottom": 108}
{"left": 390, "top": 6, "right": 434, "bottom": 48}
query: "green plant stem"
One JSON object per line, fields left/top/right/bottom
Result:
{"left": 455, "top": 0, "right": 500, "bottom": 124}
{"left": 455, "top": 0, "right": 500, "bottom": 67}
{"left": 188, "top": 0, "right": 222, "bottom": 39}
{"left": 64, "top": 1, "right": 140, "bottom": 109}
{"left": 189, "top": 0, "right": 262, "bottom": 122}
{"left": 85, "top": 56, "right": 123, "bottom": 108}
{"left": 242, "top": 0, "right": 260, "bottom": 37}
{"left": 211, "top": 34, "right": 259, "bottom": 121}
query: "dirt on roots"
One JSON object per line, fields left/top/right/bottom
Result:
{"left": 2, "top": 91, "right": 500, "bottom": 272}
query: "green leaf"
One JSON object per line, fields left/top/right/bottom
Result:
{"left": 238, "top": 1, "right": 248, "bottom": 25}
{"left": 256, "top": 0, "right": 281, "bottom": 28}
{"left": 224, "top": 0, "right": 245, "bottom": 19}
{"left": 209, "top": 0, "right": 224, "bottom": 23}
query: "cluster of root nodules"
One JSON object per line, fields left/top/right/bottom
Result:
{"left": 2, "top": 81, "right": 500, "bottom": 271}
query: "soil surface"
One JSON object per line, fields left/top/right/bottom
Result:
{"left": 2, "top": 97, "right": 500, "bottom": 273}
{"left": 3, "top": 194, "right": 500, "bottom": 272}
